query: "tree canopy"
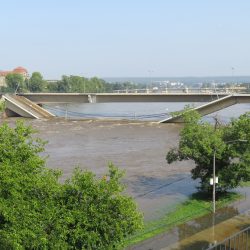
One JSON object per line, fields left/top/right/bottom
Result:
{"left": 0, "top": 121, "right": 143, "bottom": 249}
{"left": 166, "top": 110, "right": 250, "bottom": 193}
{"left": 47, "top": 75, "right": 109, "bottom": 93}
{"left": 0, "top": 71, "right": 146, "bottom": 94}
{"left": 5, "top": 73, "right": 25, "bottom": 93}
{"left": 27, "top": 72, "right": 45, "bottom": 92}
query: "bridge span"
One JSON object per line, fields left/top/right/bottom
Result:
{"left": 160, "top": 94, "right": 250, "bottom": 123}
{"left": 6, "top": 92, "right": 250, "bottom": 122}
{"left": 20, "top": 92, "right": 231, "bottom": 104}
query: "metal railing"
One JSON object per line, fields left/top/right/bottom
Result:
{"left": 113, "top": 87, "right": 248, "bottom": 94}
{"left": 206, "top": 226, "right": 250, "bottom": 250}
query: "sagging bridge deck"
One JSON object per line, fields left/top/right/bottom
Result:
{"left": 3, "top": 93, "right": 250, "bottom": 122}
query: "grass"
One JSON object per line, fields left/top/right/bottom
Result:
{"left": 124, "top": 191, "right": 241, "bottom": 248}
{"left": 0, "top": 99, "right": 5, "bottom": 113}
{"left": 241, "top": 181, "right": 250, "bottom": 187}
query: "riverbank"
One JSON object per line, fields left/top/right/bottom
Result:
{"left": 126, "top": 184, "right": 250, "bottom": 250}
{"left": 125, "top": 192, "right": 241, "bottom": 248}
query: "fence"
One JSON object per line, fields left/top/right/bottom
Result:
{"left": 206, "top": 226, "right": 250, "bottom": 250}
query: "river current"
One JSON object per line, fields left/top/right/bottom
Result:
{"left": 2, "top": 103, "right": 250, "bottom": 225}
{"left": 44, "top": 102, "right": 250, "bottom": 122}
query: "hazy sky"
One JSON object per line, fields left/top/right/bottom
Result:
{"left": 1, "top": 0, "right": 250, "bottom": 78}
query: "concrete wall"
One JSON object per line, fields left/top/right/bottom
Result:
{"left": 0, "top": 76, "right": 6, "bottom": 87}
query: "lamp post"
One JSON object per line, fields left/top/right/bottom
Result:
{"left": 14, "top": 82, "right": 20, "bottom": 95}
{"left": 211, "top": 139, "right": 247, "bottom": 213}
{"left": 212, "top": 150, "right": 216, "bottom": 213}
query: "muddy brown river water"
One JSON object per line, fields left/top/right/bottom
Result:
{"left": 2, "top": 117, "right": 250, "bottom": 249}
{"left": 3, "top": 117, "right": 197, "bottom": 221}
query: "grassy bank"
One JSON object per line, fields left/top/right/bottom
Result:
{"left": 124, "top": 192, "right": 241, "bottom": 248}
{"left": 241, "top": 181, "right": 250, "bottom": 187}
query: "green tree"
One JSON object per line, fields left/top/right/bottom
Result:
{"left": 5, "top": 73, "right": 25, "bottom": 93}
{"left": 57, "top": 75, "right": 71, "bottom": 92}
{"left": 166, "top": 110, "right": 250, "bottom": 193}
{"left": 28, "top": 72, "right": 45, "bottom": 92}
{"left": 0, "top": 121, "right": 143, "bottom": 249}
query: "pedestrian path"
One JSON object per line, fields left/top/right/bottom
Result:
{"left": 128, "top": 187, "right": 250, "bottom": 250}
{"left": 162, "top": 210, "right": 250, "bottom": 250}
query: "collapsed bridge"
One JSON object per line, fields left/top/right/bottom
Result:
{"left": 2, "top": 93, "right": 250, "bottom": 122}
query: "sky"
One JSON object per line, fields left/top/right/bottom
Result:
{"left": 1, "top": 0, "right": 250, "bottom": 79}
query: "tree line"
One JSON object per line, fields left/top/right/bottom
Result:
{"left": 1, "top": 72, "right": 143, "bottom": 93}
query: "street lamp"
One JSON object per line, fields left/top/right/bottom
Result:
{"left": 211, "top": 139, "right": 248, "bottom": 213}
{"left": 14, "top": 82, "right": 20, "bottom": 95}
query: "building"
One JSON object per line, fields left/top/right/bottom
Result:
{"left": 0, "top": 76, "right": 6, "bottom": 87}
{"left": 0, "top": 67, "right": 29, "bottom": 87}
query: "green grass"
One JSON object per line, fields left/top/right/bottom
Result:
{"left": 241, "top": 181, "right": 250, "bottom": 187}
{"left": 124, "top": 192, "right": 241, "bottom": 248}
{"left": 0, "top": 99, "right": 5, "bottom": 112}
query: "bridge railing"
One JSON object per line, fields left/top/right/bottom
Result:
{"left": 113, "top": 87, "right": 248, "bottom": 94}
{"left": 206, "top": 226, "right": 250, "bottom": 250}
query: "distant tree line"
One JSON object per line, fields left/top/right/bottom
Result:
{"left": 1, "top": 72, "right": 144, "bottom": 93}
{"left": 3, "top": 72, "right": 248, "bottom": 94}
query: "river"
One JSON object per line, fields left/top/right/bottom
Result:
{"left": 44, "top": 102, "right": 250, "bottom": 122}
{"left": 1, "top": 103, "right": 249, "bottom": 230}
{"left": 3, "top": 102, "right": 249, "bottom": 222}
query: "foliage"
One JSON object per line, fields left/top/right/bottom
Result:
{"left": 5, "top": 73, "right": 25, "bottom": 93}
{"left": 0, "top": 121, "right": 143, "bottom": 249}
{"left": 166, "top": 110, "right": 250, "bottom": 193}
{"left": 169, "top": 104, "right": 195, "bottom": 118}
{"left": 2, "top": 71, "right": 145, "bottom": 94}
{"left": 50, "top": 76, "right": 146, "bottom": 93}
{"left": 0, "top": 99, "right": 5, "bottom": 112}
{"left": 46, "top": 75, "right": 108, "bottom": 93}
{"left": 27, "top": 72, "right": 45, "bottom": 92}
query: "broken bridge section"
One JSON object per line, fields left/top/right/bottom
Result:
{"left": 160, "top": 94, "right": 250, "bottom": 123}
{"left": 3, "top": 94, "right": 55, "bottom": 119}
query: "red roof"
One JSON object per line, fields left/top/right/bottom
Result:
{"left": 13, "top": 67, "right": 28, "bottom": 73}
{"left": 0, "top": 66, "right": 28, "bottom": 76}
{"left": 0, "top": 71, "right": 12, "bottom": 76}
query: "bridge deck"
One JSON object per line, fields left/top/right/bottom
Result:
{"left": 11, "top": 93, "right": 250, "bottom": 122}
{"left": 160, "top": 94, "right": 250, "bottom": 123}
{"left": 3, "top": 94, "right": 55, "bottom": 119}
{"left": 20, "top": 92, "right": 232, "bottom": 103}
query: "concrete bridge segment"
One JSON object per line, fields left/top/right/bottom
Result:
{"left": 160, "top": 94, "right": 250, "bottom": 123}
{"left": 3, "top": 93, "right": 249, "bottom": 122}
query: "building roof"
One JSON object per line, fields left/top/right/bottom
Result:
{"left": 13, "top": 67, "right": 28, "bottom": 73}
{"left": 0, "top": 71, "right": 12, "bottom": 76}
{"left": 0, "top": 67, "right": 28, "bottom": 76}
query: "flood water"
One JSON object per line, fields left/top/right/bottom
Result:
{"left": 44, "top": 102, "right": 250, "bottom": 122}
{"left": 1, "top": 102, "right": 250, "bottom": 249}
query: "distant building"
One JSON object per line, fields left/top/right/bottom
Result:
{"left": 0, "top": 76, "right": 5, "bottom": 87}
{"left": 0, "top": 67, "right": 29, "bottom": 87}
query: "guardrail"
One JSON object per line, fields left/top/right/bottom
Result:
{"left": 206, "top": 226, "right": 250, "bottom": 250}
{"left": 113, "top": 87, "right": 248, "bottom": 94}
